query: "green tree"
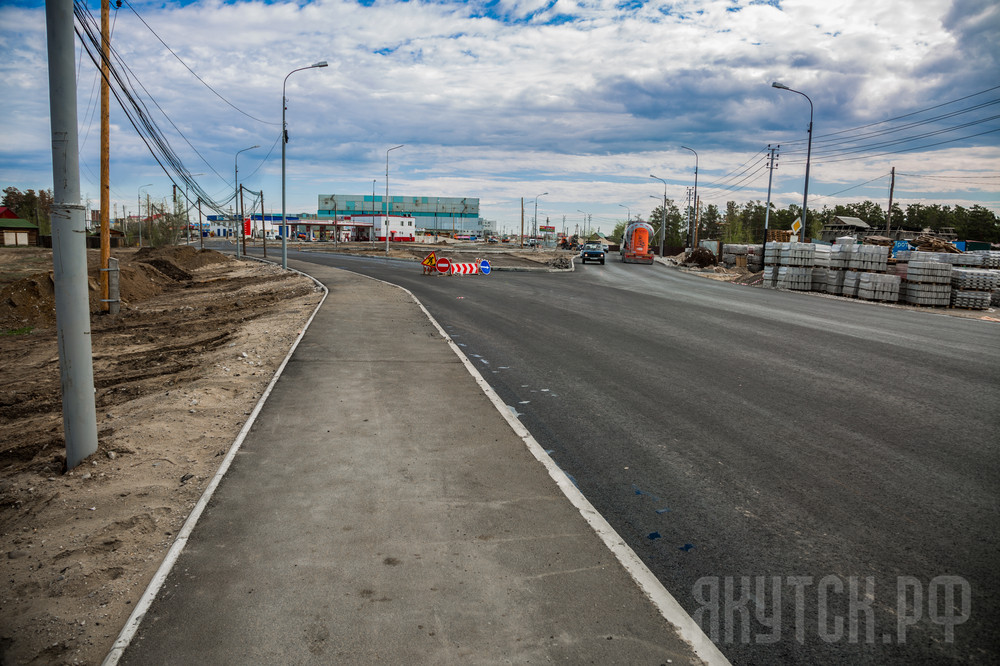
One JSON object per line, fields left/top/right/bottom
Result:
{"left": 701, "top": 203, "right": 722, "bottom": 240}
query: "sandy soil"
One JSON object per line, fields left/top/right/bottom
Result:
{"left": 0, "top": 246, "right": 323, "bottom": 665}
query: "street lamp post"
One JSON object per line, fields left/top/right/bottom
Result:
{"left": 533, "top": 192, "right": 547, "bottom": 247}
{"left": 235, "top": 145, "right": 259, "bottom": 258}
{"left": 281, "top": 60, "right": 328, "bottom": 269}
{"left": 680, "top": 146, "right": 698, "bottom": 248}
{"left": 576, "top": 209, "right": 590, "bottom": 239}
{"left": 619, "top": 204, "right": 630, "bottom": 223}
{"left": 650, "top": 175, "right": 668, "bottom": 256}
{"left": 772, "top": 82, "right": 813, "bottom": 243}
{"left": 384, "top": 144, "right": 404, "bottom": 253}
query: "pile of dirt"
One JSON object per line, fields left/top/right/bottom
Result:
{"left": 0, "top": 246, "right": 234, "bottom": 332}
{"left": 0, "top": 247, "right": 323, "bottom": 665}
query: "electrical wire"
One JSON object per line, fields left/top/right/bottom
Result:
{"left": 119, "top": 0, "right": 280, "bottom": 127}
{"left": 74, "top": 0, "right": 235, "bottom": 218}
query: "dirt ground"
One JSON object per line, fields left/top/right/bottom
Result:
{"left": 0, "top": 246, "right": 323, "bottom": 665}
{"left": 265, "top": 239, "right": 575, "bottom": 269}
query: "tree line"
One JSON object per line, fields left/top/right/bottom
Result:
{"left": 618, "top": 198, "right": 1000, "bottom": 246}
{"left": 3, "top": 185, "right": 188, "bottom": 246}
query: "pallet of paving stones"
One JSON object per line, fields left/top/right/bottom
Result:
{"left": 904, "top": 261, "right": 952, "bottom": 284}
{"left": 950, "top": 268, "right": 1000, "bottom": 291}
{"left": 857, "top": 273, "right": 901, "bottom": 302}
{"left": 901, "top": 281, "right": 951, "bottom": 306}
{"left": 949, "top": 290, "right": 992, "bottom": 310}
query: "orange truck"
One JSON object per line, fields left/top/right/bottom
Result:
{"left": 621, "top": 222, "right": 656, "bottom": 264}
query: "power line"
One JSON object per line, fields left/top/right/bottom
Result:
{"left": 119, "top": 0, "right": 279, "bottom": 127}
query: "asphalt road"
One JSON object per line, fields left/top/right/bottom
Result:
{"left": 260, "top": 246, "right": 999, "bottom": 664}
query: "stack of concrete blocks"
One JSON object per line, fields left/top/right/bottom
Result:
{"left": 902, "top": 261, "right": 952, "bottom": 306}
{"left": 782, "top": 243, "right": 815, "bottom": 291}
{"left": 810, "top": 245, "right": 832, "bottom": 291}
{"left": 721, "top": 244, "right": 745, "bottom": 268}
{"left": 763, "top": 242, "right": 784, "bottom": 287}
{"left": 910, "top": 251, "right": 984, "bottom": 268}
{"left": 950, "top": 268, "right": 999, "bottom": 310}
{"left": 856, "top": 273, "right": 901, "bottom": 302}
{"left": 747, "top": 244, "right": 764, "bottom": 272}
{"left": 842, "top": 269, "right": 860, "bottom": 297}
{"left": 848, "top": 245, "right": 890, "bottom": 272}
{"left": 968, "top": 250, "right": 1000, "bottom": 269}
{"left": 823, "top": 243, "right": 853, "bottom": 294}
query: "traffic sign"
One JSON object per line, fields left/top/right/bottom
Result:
{"left": 436, "top": 257, "right": 451, "bottom": 274}
{"left": 791, "top": 219, "right": 802, "bottom": 234}
{"left": 479, "top": 259, "right": 492, "bottom": 275}
{"left": 450, "top": 262, "right": 479, "bottom": 275}
{"left": 422, "top": 252, "right": 437, "bottom": 267}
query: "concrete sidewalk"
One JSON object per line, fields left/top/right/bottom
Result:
{"left": 112, "top": 263, "right": 721, "bottom": 664}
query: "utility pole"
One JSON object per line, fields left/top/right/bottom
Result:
{"left": 239, "top": 185, "right": 246, "bottom": 256}
{"left": 520, "top": 198, "right": 524, "bottom": 248}
{"left": 197, "top": 198, "right": 204, "bottom": 250}
{"left": 99, "top": 0, "right": 111, "bottom": 312}
{"left": 886, "top": 166, "right": 896, "bottom": 237}
{"left": 260, "top": 190, "right": 266, "bottom": 258}
{"left": 763, "top": 144, "right": 779, "bottom": 246}
{"left": 46, "top": 0, "right": 98, "bottom": 470}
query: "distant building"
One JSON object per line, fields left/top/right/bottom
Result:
{"left": 317, "top": 194, "right": 492, "bottom": 237}
{"left": 820, "top": 215, "right": 959, "bottom": 243}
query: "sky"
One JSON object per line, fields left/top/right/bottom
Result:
{"left": 1, "top": 0, "right": 999, "bottom": 236}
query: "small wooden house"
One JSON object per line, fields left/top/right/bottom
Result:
{"left": 1, "top": 218, "right": 39, "bottom": 246}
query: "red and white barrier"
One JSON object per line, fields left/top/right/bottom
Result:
{"left": 450, "top": 262, "right": 479, "bottom": 275}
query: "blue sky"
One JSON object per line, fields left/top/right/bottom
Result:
{"left": 1, "top": 0, "right": 998, "bottom": 235}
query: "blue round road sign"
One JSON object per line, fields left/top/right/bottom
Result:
{"left": 479, "top": 259, "right": 492, "bottom": 275}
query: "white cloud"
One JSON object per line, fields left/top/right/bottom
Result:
{"left": 0, "top": 0, "right": 996, "bottom": 226}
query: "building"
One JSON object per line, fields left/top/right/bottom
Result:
{"left": 317, "top": 194, "right": 493, "bottom": 238}
{"left": 1, "top": 218, "right": 39, "bottom": 246}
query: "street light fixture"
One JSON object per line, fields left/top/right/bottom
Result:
{"left": 235, "top": 145, "right": 259, "bottom": 257}
{"left": 680, "top": 146, "right": 698, "bottom": 248}
{"left": 772, "top": 81, "right": 813, "bottom": 243}
{"left": 533, "top": 192, "right": 547, "bottom": 246}
{"left": 619, "top": 203, "right": 631, "bottom": 223}
{"left": 385, "top": 144, "right": 404, "bottom": 253}
{"left": 650, "top": 174, "right": 668, "bottom": 256}
{"left": 281, "top": 60, "right": 328, "bottom": 269}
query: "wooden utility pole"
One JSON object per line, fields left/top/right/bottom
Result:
{"left": 886, "top": 166, "right": 896, "bottom": 237}
{"left": 99, "top": 0, "right": 111, "bottom": 311}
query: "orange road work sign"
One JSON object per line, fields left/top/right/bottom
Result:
{"left": 422, "top": 252, "right": 437, "bottom": 275}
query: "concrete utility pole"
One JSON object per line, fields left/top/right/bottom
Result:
{"left": 520, "top": 198, "right": 524, "bottom": 248}
{"left": 99, "top": 0, "right": 111, "bottom": 312}
{"left": 887, "top": 166, "right": 896, "bottom": 237}
{"left": 763, "top": 145, "right": 779, "bottom": 246}
{"left": 47, "top": 0, "right": 98, "bottom": 470}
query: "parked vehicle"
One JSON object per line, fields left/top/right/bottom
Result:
{"left": 621, "top": 222, "right": 655, "bottom": 264}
